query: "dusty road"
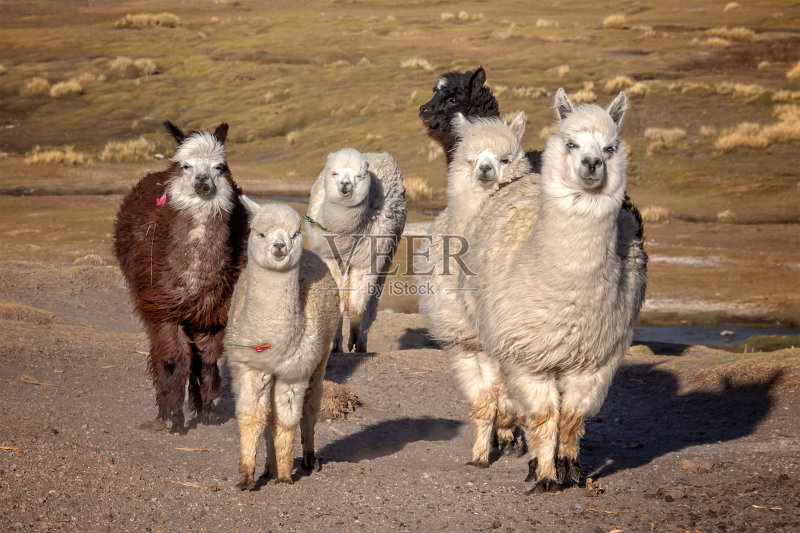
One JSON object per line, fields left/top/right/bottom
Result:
{"left": 1, "top": 261, "right": 799, "bottom": 532}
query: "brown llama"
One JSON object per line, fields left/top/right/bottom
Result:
{"left": 113, "top": 121, "right": 249, "bottom": 434}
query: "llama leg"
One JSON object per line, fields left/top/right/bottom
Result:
{"left": 147, "top": 322, "right": 192, "bottom": 434}
{"left": 448, "top": 348, "right": 504, "bottom": 467}
{"left": 505, "top": 372, "right": 560, "bottom": 492}
{"left": 233, "top": 365, "right": 271, "bottom": 490}
{"left": 556, "top": 365, "right": 617, "bottom": 485}
{"left": 300, "top": 352, "right": 330, "bottom": 471}
{"left": 325, "top": 257, "right": 346, "bottom": 353}
{"left": 191, "top": 328, "right": 224, "bottom": 424}
{"left": 495, "top": 382, "right": 524, "bottom": 456}
{"left": 347, "top": 267, "right": 372, "bottom": 352}
{"left": 270, "top": 379, "right": 309, "bottom": 483}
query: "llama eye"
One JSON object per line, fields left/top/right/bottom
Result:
{"left": 448, "top": 98, "right": 458, "bottom": 104}
{"left": 181, "top": 163, "right": 191, "bottom": 170}
{"left": 566, "top": 142, "right": 575, "bottom": 150}
{"left": 215, "top": 163, "right": 225, "bottom": 171}
{"left": 500, "top": 157, "right": 510, "bottom": 165}
{"left": 257, "top": 232, "right": 265, "bottom": 238}
{"left": 605, "top": 145, "right": 616, "bottom": 154}
{"left": 293, "top": 230, "right": 301, "bottom": 239}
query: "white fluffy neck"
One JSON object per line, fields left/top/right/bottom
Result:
{"left": 321, "top": 198, "right": 369, "bottom": 234}
{"left": 240, "top": 262, "right": 303, "bottom": 357}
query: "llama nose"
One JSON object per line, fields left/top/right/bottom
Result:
{"left": 419, "top": 104, "right": 430, "bottom": 115}
{"left": 582, "top": 156, "right": 602, "bottom": 173}
{"left": 272, "top": 241, "right": 287, "bottom": 257}
{"left": 478, "top": 162, "right": 495, "bottom": 181}
{"left": 340, "top": 181, "right": 353, "bottom": 195}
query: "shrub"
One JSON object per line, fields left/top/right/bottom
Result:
{"left": 115, "top": 13, "right": 180, "bottom": 28}
{"left": 640, "top": 206, "right": 670, "bottom": 223}
{"left": 706, "top": 26, "right": 756, "bottom": 41}
{"left": 24, "top": 145, "right": 91, "bottom": 166}
{"left": 49, "top": 80, "right": 82, "bottom": 97}
{"left": 602, "top": 14, "right": 626, "bottom": 29}
{"left": 20, "top": 77, "right": 50, "bottom": 96}
{"left": 400, "top": 57, "right": 434, "bottom": 71}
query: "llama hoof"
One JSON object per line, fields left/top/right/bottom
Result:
{"left": 236, "top": 475, "right": 255, "bottom": 491}
{"left": 169, "top": 410, "right": 186, "bottom": 435}
{"left": 301, "top": 453, "right": 320, "bottom": 471}
{"left": 200, "top": 406, "right": 219, "bottom": 426}
{"left": 527, "top": 479, "right": 563, "bottom": 495}
{"left": 275, "top": 477, "right": 294, "bottom": 485}
{"left": 556, "top": 457, "right": 581, "bottom": 485}
{"left": 524, "top": 458, "right": 538, "bottom": 482}
{"left": 466, "top": 460, "right": 490, "bottom": 469}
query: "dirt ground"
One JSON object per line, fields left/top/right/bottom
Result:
{"left": 1, "top": 260, "right": 799, "bottom": 532}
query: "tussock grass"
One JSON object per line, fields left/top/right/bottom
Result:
{"left": 49, "top": 80, "right": 82, "bottom": 98}
{"left": 536, "top": 19, "right": 558, "bottom": 28}
{"left": 215, "top": 0, "right": 240, "bottom": 5}
{"left": 99, "top": 136, "right": 155, "bottom": 162}
{"left": 401, "top": 57, "right": 434, "bottom": 72}
{"left": 715, "top": 104, "right": 800, "bottom": 152}
{"left": 0, "top": 64, "right": 6, "bottom": 76}
{"left": 20, "top": 77, "right": 50, "bottom": 96}
{"left": 640, "top": 206, "right": 670, "bottom": 223}
{"left": 706, "top": 26, "right": 756, "bottom": 41}
{"left": 427, "top": 141, "right": 443, "bottom": 162}
{"left": 492, "top": 84, "right": 508, "bottom": 96}
{"left": 668, "top": 81, "right": 713, "bottom": 96}
{"left": 724, "top": 2, "right": 740, "bottom": 11}
{"left": 327, "top": 59, "right": 350, "bottom": 68}
{"left": 440, "top": 12, "right": 455, "bottom": 22}
{"left": 602, "top": 14, "right": 626, "bottom": 29}
{"left": 115, "top": 13, "right": 180, "bottom": 28}
{"left": 691, "top": 37, "right": 732, "bottom": 48}
{"left": 773, "top": 90, "right": 800, "bottom": 102}
{"left": 717, "top": 209, "right": 736, "bottom": 223}
{"left": 546, "top": 64, "right": 570, "bottom": 78}
{"left": 24, "top": 146, "right": 92, "bottom": 166}
{"left": 604, "top": 76, "right": 635, "bottom": 93}
{"left": 716, "top": 81, "right": 768, "bottom": 100}
{"left": 645, "top": 127, "right": 687, "bottom": 155}
{"left": 758, "top": 61, "right": 771, "bottom": 70}
{"left": 286, "top": 130, "right": 300, "bottom": 145}
{"left": 109, "top": 57, "right": 157, "bottom": 77}
{"left": 787, "top": 61, "right": 800, "bottom": 81}
{"left": 511, "top": 86, "right": 548, "bottom": 99}
{"left": 404, "top": 176, "right": 432, "bottom": 203}
{"left": 458, "top": 11, "right": 483, "bottom": 22}
{"left": 700, "top": 125, "right": 717, "bottom": 137}
{"left": 539, "top": 125, "right": 557, "bottom": 140}
{"left": 570, "top": 89, "right": 597, "bottom": 104}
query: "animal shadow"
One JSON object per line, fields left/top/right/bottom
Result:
{"left": 397, "top": 327, "right": 440, "bottom": 350}
{"left": 318, "top": 416, "right": 463, "bottom": 463}
{"left": 582, "top": 362, "right": 782, "bottom": 478}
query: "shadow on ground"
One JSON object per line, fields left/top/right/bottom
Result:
{"left": 583, "top": 363, "right": 781, "bottom": 478}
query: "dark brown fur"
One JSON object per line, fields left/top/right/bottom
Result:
{"left": 113, "top": 144, "right": 248, "bottom": 433}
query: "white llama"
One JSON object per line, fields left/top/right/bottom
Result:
{"left": 226, "top": 200, "right": 340, "bottom": 489}
{"left": 461, "top": 89, "right": 647, "bottom": 492}
{"left": 305, "top": 148, "right": 407, "bottom": 353}
{"left": 416, "top": 112, "right": 532, "bottom": 466}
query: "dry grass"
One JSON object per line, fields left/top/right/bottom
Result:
{"left": 404, "top": 176, "right": 433, "bottom": 203}
{"left": 602, "top": 14, "right": 626, "bottom": 29}
{"left": 440, "top": 12, "right": 455, "bottom": 22}
{"left": 49, "top": 80, "right": 82, "bottom": 98}
{"left": 99, "top": 136, "right": 155, "bottom": 162}
{"left": 716, "top": 82, "right": 768, "bottom": 100}
{"left": 24, "top": 145, "right": 92, "bottom": 166}
{"left": 640, "top": 206, "right": 670, "bottom": 223}
{"left": 700, "top": 125, "right": 717, "bottom": 137}
{"left": 458, "top": 11, "right": 483, "bottom": 22}
{"left": 604, "top": 76, "right": 635, "bottom": 93}
{"left": 691, "top": 37, "right": 732, "bottom": 48}
{"left": 546, "top": 64, "right": 570, "bottom": 78}
{"left": 511, "top": 86, "right": 548, "bottom": 99}
{"left": 706, "top": 26, "right": 756, "bottom": 41}
{"left": 758, "top": 61, "right": 771, "bottom": 70}
{"left": 773, "top": 90, "right": 800, "bottom": 102}
{"left": 570, "top": 89, "right": 597, "bottom": 104}
{"left": 115, "top": 13, "right": 180, "bottom": 28}
{"left": 536, "top": 19, "right": 558, "bottom": 28}
{"left": 645, "top": 127, "right": 687, "bottom": 155}
{"left": 717, "top": 209, "right": 736, "bottom": 223}
{"left": 0, "top": 64, "right": 6, "bottom": 76}
{"left": 724, "top": 2, "right": 740, "bottom": 11}
{"left": 109, "top": 57, "right": 157, "bottom": 77}
{"left": 20, "top": 77, "right": 50, "bottom": 96}
{"left": 215, "top": 0, "right": 240, "bottom": 5}
{"left": 714, "top": 104, "right": 800, "bottom": 152}
{"left": 400, "top": 57, "right": 434, "bottom": 72}
{"left": 539, "top": 125, "right": 557, "bottom": 140}
{"left": 427, "top": 141, "right": 443, "bottom": 162}
{"left": 787, "top": 61, "right": 800, "bottom": 81}
{"left": 285, "top": 130, "right": 300, "bottom": 145}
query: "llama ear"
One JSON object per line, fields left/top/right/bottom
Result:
{"left": 470, "top": 67, "right": 487, "bottom": 93}
{"left": 163, "top": 121, "right": 185, "bottom": 143}
{"left": 554, "top": 88, "right": 575, "bottom": 121}
{"left": 607, "top": 91, "right": 629, "bottom": 128}
{"left": 239, "top": 194, "right": 260, "bottom": 216}
{"left": 451, "top": 113, "right": 470, "bottom": 138}
{"left": 213, "top": 123, "right": 229, "bottom": 144}
{"left": 509, "top": 111, "right": 526, "bottom": 142}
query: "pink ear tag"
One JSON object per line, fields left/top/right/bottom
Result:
{"left": 156, "top": 193, "right": 167, "bottom": 206}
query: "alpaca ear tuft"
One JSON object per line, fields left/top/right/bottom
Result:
{"left": 164, "top": 121, "right": 185, "bottom": 144}
{"left": 607, "top": 91, "right": 629, "bottom": 128}
{"left": 213, "top": 123, "right": 229, "bottom": 144}
{"left": 554, "top": 88, "right": 575, "bottom": 121}
{"left": 470, "top": 66, "right": 487, "bottom": 93}
{"left": 509, "top": 111, "right": 526, "bottom": 142}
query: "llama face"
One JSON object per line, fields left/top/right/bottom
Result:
{"left": 418, "top": 67, "right": 497, "bottom": 133}
{"left": 323, "top": 148, "right": 371, "bottom": 207}
{"left": 551, "top": 89, "right": 628, "bottom": 196}
{"left": 168, "top": 131, "right": 233, "bottom": 217}
{"left": 249, "top": 204, "right": 303, "bottom": 271}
